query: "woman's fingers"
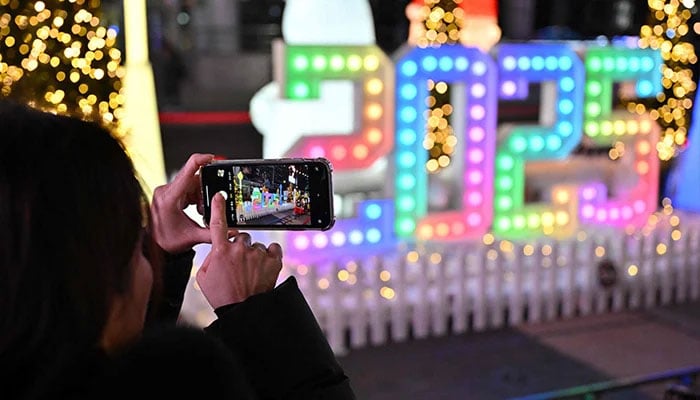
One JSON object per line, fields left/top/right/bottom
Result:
{"left": 171, "top": 153, "right": 213, "bottom": 196}
{"left": 267, "top": 242, "right": 283, "bottom": 259}
{"left": 232, "top": 232, "right": 252, "bottom": 247}
{"left": 209, "top": 191, "right": 229, "bottom": 248}
{"left": 251, "top": 242, "right": 268, "bottom": 253}
{"left": 197, "top": 190, "right": 284, "bottom": 308}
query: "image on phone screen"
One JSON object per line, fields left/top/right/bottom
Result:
{"left": 201, "top": 159, "right": 335, "bottom": 230}
{"left": 232, "top": 164, "right": 312, "bottom": 226}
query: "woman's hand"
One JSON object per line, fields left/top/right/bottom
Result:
{"left": 196, "top": 192, "right": 283, "bottom": 309}
{"left": 150, "top": 153, "right": 215, "bottom": 254}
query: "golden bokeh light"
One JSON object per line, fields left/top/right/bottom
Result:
{"left": 1, "top": 0, "right": 124, "bottom": 133}
{"left": 636, "top": 0, "right": 697, "bottom": 160}
{"left": 415, "top": 0, "right": 466, "bottom": 172}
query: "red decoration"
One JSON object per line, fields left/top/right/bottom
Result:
{"left": 411, "top": 0, "right": 497, "bottom": 18}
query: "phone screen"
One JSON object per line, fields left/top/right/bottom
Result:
{"left": 200, "top": 158, "right": 335, "bottom": 230}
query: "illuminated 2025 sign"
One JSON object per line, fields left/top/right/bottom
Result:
{"left": 274, "top": 42, "right": 662, "bottom": 262}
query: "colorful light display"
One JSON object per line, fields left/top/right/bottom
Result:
{"left": 272, "top": 44, "right": 664, "bottom": 258}
{"left": 249, "top": 0, "right": 667, "bottom": 262}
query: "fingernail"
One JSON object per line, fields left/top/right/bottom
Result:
{"left": 217, "top": 191, "right": 228, "bottom": 200}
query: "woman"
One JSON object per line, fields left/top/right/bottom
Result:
{"left": 0, "top": 101, "right": 355, "bottom": 399}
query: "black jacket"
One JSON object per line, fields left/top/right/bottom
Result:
{"left": 7, "top": 250, "right": 355, "bottom": 400}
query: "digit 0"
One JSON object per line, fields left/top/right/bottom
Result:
{"left": 394, "top": 45, "right": 497, "bottom": 240}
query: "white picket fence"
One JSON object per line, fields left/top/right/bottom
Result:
{"left": 286, "top": 211, "right": 700, "bottom": 355}
{"left": 239, "top": 202, "right": 295, "bottom": 221}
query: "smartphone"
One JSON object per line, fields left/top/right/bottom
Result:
{"left": 200, "top": 158, "right": 335, "bottom": 230}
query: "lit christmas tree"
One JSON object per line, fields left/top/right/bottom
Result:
{"left": 0, "top": 0, "right": 125, "bottom": 130}
{"left": 407, "top": 0, "right": 464, "bottom": 173}
{"left": 637, "top": 0, "right": 697, "bottom": 161}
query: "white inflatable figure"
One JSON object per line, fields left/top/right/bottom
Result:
{"left": 249, "top": 0, "right": 386, "bottom": 194}
{"left": 281, "top": 0, "right": 375, "bottom": 46}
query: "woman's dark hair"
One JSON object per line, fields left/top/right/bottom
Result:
{"left": 0, "top": 101, "right": 148, "bottom": 365}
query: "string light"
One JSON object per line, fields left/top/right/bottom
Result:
{"left": 0, "top": 0, "right": 125, "bottom": 132}
{"left": 416, "top": 0, "right": 465, "bottom": 172}
{"left": 637, "top": 0, "right": 697, "bottom": 160}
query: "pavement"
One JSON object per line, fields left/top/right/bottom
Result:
{"left": 336, "top": 299, "right": 700, "bottom": 399}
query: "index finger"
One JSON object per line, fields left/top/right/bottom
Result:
{"left": 209, "top": 191, "right": 229, "bottom": 248}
